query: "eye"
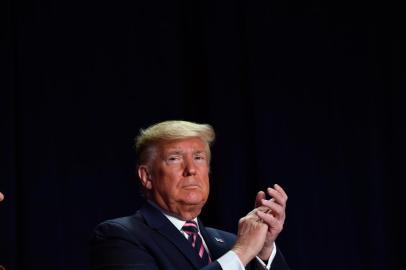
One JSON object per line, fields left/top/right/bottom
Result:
{"left": 167, "top": 155, "right": 182, "bottom": 164}
{"left": 194, "top": 154, "right": 206, "bottom": 162}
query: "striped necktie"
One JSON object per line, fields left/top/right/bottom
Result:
{"left": 182, "top": 221, "right": 212, "bottom": 265}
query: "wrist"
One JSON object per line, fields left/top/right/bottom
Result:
{"left": 232, "top": 246, "right": 255, "bottom": 266}
{"left": 257, "top": 244, "right": 274, "bottom": 261}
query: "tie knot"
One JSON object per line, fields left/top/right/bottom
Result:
{"left": 182, "top": 220, "right": 199, "bottom": 234}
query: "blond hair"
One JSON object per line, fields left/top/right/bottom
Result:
{"left": 135, "top": 120, "right": 215, "bottom": 164}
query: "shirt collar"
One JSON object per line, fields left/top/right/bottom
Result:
{"left": 147, "top": 200, "right": 199, "bottom": 232}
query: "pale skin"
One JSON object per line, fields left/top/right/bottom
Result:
{"left": 137, "top": 137, "right": 288, "bottom": 266}
{"left": 0, "top": 192, "right": 4, "bottom": 202}
{"left": 232, "top": 208, "right": 269, "bottom": 265}
{"left": 232, "top": 184, "right": 288, "bottom": 265}
{"left": 255, "top": 184, "right": 288, "bottom": 261}
{"left": 138, "top": 138, "right": 210, "bottom": 221}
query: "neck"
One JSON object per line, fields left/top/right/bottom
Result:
{"left": 148, "top": 198, "right": 203, "bottom": 221}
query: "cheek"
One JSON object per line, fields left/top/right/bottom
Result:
{"left": 164, "top": 173, "right": 184, "bottom": 190}
{"left": 201, "top": 175, "right": 210, "bottom": 190}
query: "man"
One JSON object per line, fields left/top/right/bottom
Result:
{"left": 90, "top": 120, "right": 289, "bottom": 270}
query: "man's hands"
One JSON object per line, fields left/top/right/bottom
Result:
{"left": 255, "top": 184, "right": 288, "bottom": 260}
{"left": 232, "top": 208, "right": 269, "bottom": 265}
{"left": 232, "top": 184, "right": 288, "bottom": 265}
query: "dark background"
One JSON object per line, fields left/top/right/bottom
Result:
{"left": 1, "top": 0, "right": 405, "bottom": 269}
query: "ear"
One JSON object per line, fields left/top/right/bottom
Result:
{"left": 138, "top": 165, "right": 153, "bottom": 190}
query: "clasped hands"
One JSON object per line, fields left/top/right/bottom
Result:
{"left": 232, "top": 184, "right": 288, "bottom": 266}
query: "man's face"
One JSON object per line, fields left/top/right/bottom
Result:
{"left": 141, "top": 137, "right": 210, "bottom": 220}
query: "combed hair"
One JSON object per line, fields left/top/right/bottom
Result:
{"left": 135, "top": 120, "right": 215, "bottom": 165}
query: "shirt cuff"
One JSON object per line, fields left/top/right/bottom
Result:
{"left": 255, "top": 242, "right": 277, "bottom": 269}
{"left": 217, "top": 250, "right": 245, "bottom": 270}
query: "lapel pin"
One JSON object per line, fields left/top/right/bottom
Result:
{"left": 214, "top": 237, "right": 224, "bottom": 243}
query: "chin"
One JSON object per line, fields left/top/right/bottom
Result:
{"left": 184, "top": 198, "right": 205, "bottom": 206}
{"left": 185, "top": 191, "right": 208, "bottom": 203}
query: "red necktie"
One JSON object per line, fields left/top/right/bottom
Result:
{"left": 182, "top": 221, "right": 212, "bottom": 265}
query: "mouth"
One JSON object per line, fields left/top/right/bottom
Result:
{"left": 182, "top": 185, "right": 200, "bottom": 190}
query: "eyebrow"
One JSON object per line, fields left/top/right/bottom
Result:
{"left": 166, "top": 150, "right": 183, "bottom": 155}
{"left": 165, "top": 150, "right": 206, "bottom": 155}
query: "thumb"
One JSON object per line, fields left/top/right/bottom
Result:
{"left": 255, "top": 191, "right": 265, "bottom": 207}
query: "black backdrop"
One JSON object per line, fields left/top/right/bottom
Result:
{"left": 1, "top": 0, "right": 405, "bottom": 269}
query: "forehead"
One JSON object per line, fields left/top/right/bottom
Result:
{"left": 157, "top": 138, "right": 207, "bottom": 153}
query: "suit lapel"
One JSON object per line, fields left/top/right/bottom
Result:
{"left": 198, "top": 220, "right": 230, "bottom": 260}
{"left": 139, "top": 203, "right": 206, "bottom": 269}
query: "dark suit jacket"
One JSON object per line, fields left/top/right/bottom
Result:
{"left": 90, "top": 203, "right": 289, "bottom": 270}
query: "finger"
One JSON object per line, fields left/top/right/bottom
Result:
{"left": 246, "top": 207, "right": 267, "bottom": 222}
{"left": 260, "top": 199, "right": 285, "bottom": 219}
{"left": 274, "top": 184, "right": 288, "bottom": 200}
{"left": 256, "top": 211, "right": 279, "bottom": 228}
{"left": 255, "top": 191, "right": 266, "bottom": 207}
{"left": 267, "top": 186, "right": 287, "bottom": 206}
{"left": 0, "top": 192, "right": 4, "bottom": 202}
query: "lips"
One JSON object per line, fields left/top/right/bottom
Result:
{"left": 182, "top": 184, "right": 200, "bottom": 190}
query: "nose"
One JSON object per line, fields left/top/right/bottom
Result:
{"left": 183, "top": 156, "right": 197, "bottom": 176}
